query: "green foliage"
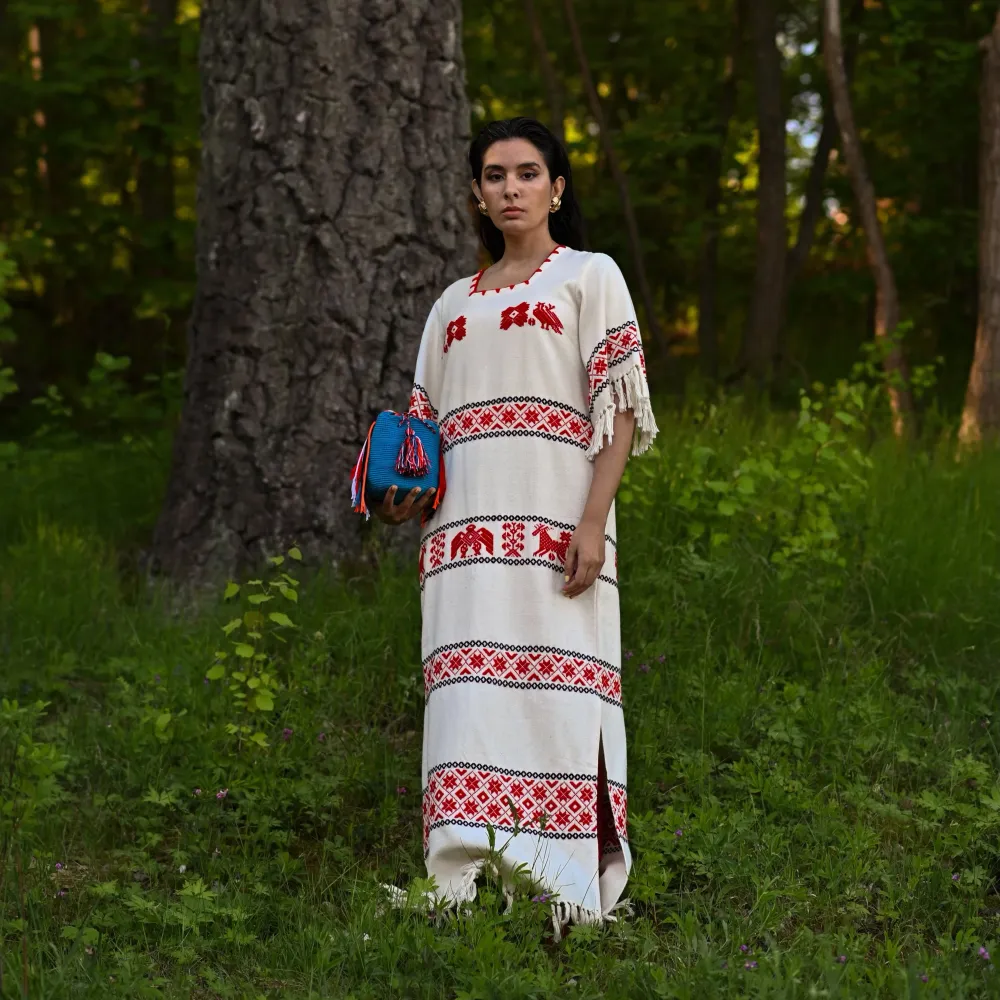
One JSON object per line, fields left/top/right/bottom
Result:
{"left": 3, "top": 400, "right": 1000, "bottom": 995}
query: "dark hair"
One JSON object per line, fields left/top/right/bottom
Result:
{"left": 468, "top": 117, "right": 586, "bottom": 262}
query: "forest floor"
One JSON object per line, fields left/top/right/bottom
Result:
{"left": 4, "top": 397, "right": 1000, "bottom": 999}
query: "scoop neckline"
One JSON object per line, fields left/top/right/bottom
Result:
{"left": 468, "top": 244, "right": 566, "bottom": 296}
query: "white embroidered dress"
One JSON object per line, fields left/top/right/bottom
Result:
{"left": 405, "top": 245, "right": 657, "bottom": 923}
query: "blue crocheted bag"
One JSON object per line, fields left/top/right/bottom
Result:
{"left": 350, "top": 410, "right": 444, "bottom": 519}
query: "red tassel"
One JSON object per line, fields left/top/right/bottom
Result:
{"left": 396, "top": 418, "right": 431, "bottom": 476}
{"left": 350, "top": 422, "right": 376, "bottom": 517}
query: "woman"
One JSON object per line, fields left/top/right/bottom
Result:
{"left": 378, "top": 117, "right": 657, "bottom": 936}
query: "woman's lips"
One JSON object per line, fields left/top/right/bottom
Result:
{"left": 502, "top": 207, "right": 524, "bottom": 216}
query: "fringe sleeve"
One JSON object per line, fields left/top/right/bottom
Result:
{"left": 407, "top": 297, "right": 446, "bottom": 422}
{"left": 578, "top": 253, "right": 658, "bottom": 460}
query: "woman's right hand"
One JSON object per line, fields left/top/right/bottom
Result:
{"left": 374, "top": 486, "right": 436, "bottom": 525}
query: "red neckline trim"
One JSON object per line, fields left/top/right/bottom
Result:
{"left": 469, "top": 244, "right": 566, "bottom": 296}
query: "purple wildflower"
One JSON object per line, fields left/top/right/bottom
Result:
{"left": 952, "top": 873, "right": 960, "bottom": 882}
{"left": 531, "top": 893, "right": 551, "bottom": 903}
{"left": 56, "top": 889, "right": 67, "bottom": 898}
{"left": 920, "top": 974, "right": 929, "bottom": 983}
{"left": 624, "top": 650, "right": 634, "bottom": 660}
{"left": 396, "top": 785, "right": 407, "bottom": 796}
{"left": 837, "top": 955, "right": 847, "bottom": 964}
{"left": 658, "top": 654, "right": 666, "bottom": 663}
{"left": 674, "top": 829, "right": 683, "bottom": 837}
{"left": 744, "top": 961, "right": 757, "bottom": 970}
{"left": 193, "top": 787, "right": 202, "bottom": 796}
{"left": 979, "top": 946, "right": 991, "bottom": 961}
{"left": 55, "top": 862, "right": 63, "bottom": 871}
{"left": 638, "top": 663, "right": 650, "bottom": 674}
{"left": 282, "top": 727, "right": 293, "bottom": 742}
{"left": 216, "top": 788, "right": 228, "bottom": 800}
{"left": 739, "top": 944, "right": 750, "bottom": 954}
{"left": 317, "top": 732, "right": 326, "bottom": 742}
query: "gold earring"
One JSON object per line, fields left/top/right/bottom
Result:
{"left": 549, "top": 196, "right": 562, "bottom": 213}
{"left": 478, "top": 200, "right": 489, "bottom": 216}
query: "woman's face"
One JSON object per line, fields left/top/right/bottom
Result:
{"left": 473, "top": 138, "right": 565, "bottom": 240}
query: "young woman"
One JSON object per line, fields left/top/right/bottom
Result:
{"left": 378, "top": 117, "right": 657, "bottom": 935}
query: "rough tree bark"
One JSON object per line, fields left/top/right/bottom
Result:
{"left": 737, "top": 0, "right": 786, "bottom": 385}
{"left": 561, "top": 0, "right": 665, "bottom": 356}
{"left": 824, "top": 0, "right": 914, "bottom": 435}
{"left": 696, "top": 0, "right": 744, "bottom": 382}
{"left": 523, "top": 0, "right": 564, "bottom": 145}
{"left": 959, "top": 12, "right": 1000, "bottom": 446}
{"left": 150, "top": 0, "right": 477, "bottom": 584}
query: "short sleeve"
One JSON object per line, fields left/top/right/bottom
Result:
{"left": 578, "top": 253, "right": 659, "bottom": 459}
{"left": 407, "top": 297, "right": 445, "bottom": 422}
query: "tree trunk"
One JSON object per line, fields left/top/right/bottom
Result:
{"left": 561, "top": 0, "right": 666, "bottom": 358}
{"left": 523, "top": 0, "right": 564, "bottom": 145}
{"left": 960, "top": 12, "right": 1000, "bottom": 445}
{"left": 737, "top": 0, "right": 786, "bottom": 385}
{"left": 824, "top": 0, "right": 914, "bottom": 436}
{"left": 133, "top": 0, "right": 179, "bottom": 374}
{"left": 696, "top": 0, "right": 744, "bottom": 382}
{"left": 150, "top": 0, "right": 476, "bottom": 585}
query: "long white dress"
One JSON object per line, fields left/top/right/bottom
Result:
{"left": 400, "top": 245, "right": 657, "bottom": 928}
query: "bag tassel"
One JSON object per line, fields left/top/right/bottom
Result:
{"left": 350, "top": 422, "right": 376, "bottom": 518}
{"left": 395, "top": 417, "right": 431, "bottom": 476}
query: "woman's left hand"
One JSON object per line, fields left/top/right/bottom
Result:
{"left": 562, "top": 518, "right": 606, "bottom": 599}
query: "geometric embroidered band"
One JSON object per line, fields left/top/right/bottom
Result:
{"left": 424, "top": 641, "right": 623, "bottom": 707}
{"left": 440, "top": 396, "right": 593, "bottom": 453}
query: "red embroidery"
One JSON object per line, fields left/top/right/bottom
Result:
{"left": 608, "top": 781, "right": 628, "bottom": 842}
{"left": 532, "top": 302, "right": 563, "bottom": 334}
{"left": 500, "top": 302, "right": 530, "bottom": 330}
{"left": 423, "top": 764, "right": 599, "bottom": 853}
{"left": 444, "top": 315, "right": 467, "bottom": 354}
{"left": 501, "top": 521, "right": 526, "bottom": 558}
{"left": 424, "top": 644, "right": 622, "bottom": 705}
{"left": 450, "top": 524, "right": 494, "bottom": 560}
{"left": 408, "top": 385, "right": 437, "bottom": 422}
{"left": 533, "top": 523, "right": 573, "bottom": 564}
{"left": 441, "top": 399, "right": 591, "bottom": 452}
{"left": 586, "top": 322, "right": 647, "bottom": 406}
{"left": 429, "top": 534, "right": 445, "bottom": 568}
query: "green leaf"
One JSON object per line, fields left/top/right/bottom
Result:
{"left": 224, "top": 582, "right": 240, "bottom": 600}
{"left": 618, "top": 489, "right": 634, "bottom": 504}
{"left": 268, "top": 612, "right": 295, "bottom": 628}
{"left": 250, "top": 732, "right": 269, "bottom": 747}
{"left": 247, "top": 594, "right": 272, "bottom": 605}
{"left": 205, "top": 665, "right": 225, "bottom": 681}
{"left": 234, "top": 644, "right": 255, "bottom": 659}
{"left": 288, "top": 547, "right": 302, "bottom": 561}
{"left": 61, "top": 926, "right": 79, "bottom": 941}
{"left": 268, "top": 555, "right": 285, "bottom": 567}
{"left": 717, "top": 500, "right": 738, "bottom": 516}
{"left": 254, "top": 692, "right": 274, "bottom": 712}
{"left": 278, "top": 585, "right": 298, "bottom": 603}
{"left": 221, "top": 617, "right": 242, "bottom": 635}
{"left": 155, "top": 712, "right": 172, "bottom": 731}
{"left": 736, "top": 476, "right": 755, "bottom": 495}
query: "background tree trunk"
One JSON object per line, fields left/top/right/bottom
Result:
{"left": 737, "top": 0, "right": 786, "bottom": 385}
{"left": 959, "top": 13, "right": 1000, "bottom": 446}
{"left": 523, "top": 0, "right": 564, "bottom": 145}
{"left": 696, "top": 0, "right": 744, "bottom": 382}
{"left": 561, "top": 0, "right": 666, "bottom": 359}
{"left": 133, "top": 0, "right": 179, "bottom": 372}
{"left": 824, "top": 0, "right": 914, "bottom": 436}
{"left": 150, "top": 0, "right": 476, "bottom": 585}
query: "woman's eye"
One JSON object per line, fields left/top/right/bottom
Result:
{"left": 522, "top": 172, "right": 537, "bottom": 180}
{"left": 486, "top": 173, "right": 503, "bottom": 182}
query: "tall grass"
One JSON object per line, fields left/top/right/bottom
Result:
{"left": 2, "top": 409, "right": 1000, "bottom": 998}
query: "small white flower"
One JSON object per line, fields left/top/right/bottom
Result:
{"left": 178, "top": 864, "right": 187, "bottom": 873}
{"left": 363, "top": 933, "right": 370, "bottom": 942}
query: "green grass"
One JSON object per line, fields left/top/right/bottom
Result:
{"left": 4, "top": 407, "right": 1000, "bottom": 999}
